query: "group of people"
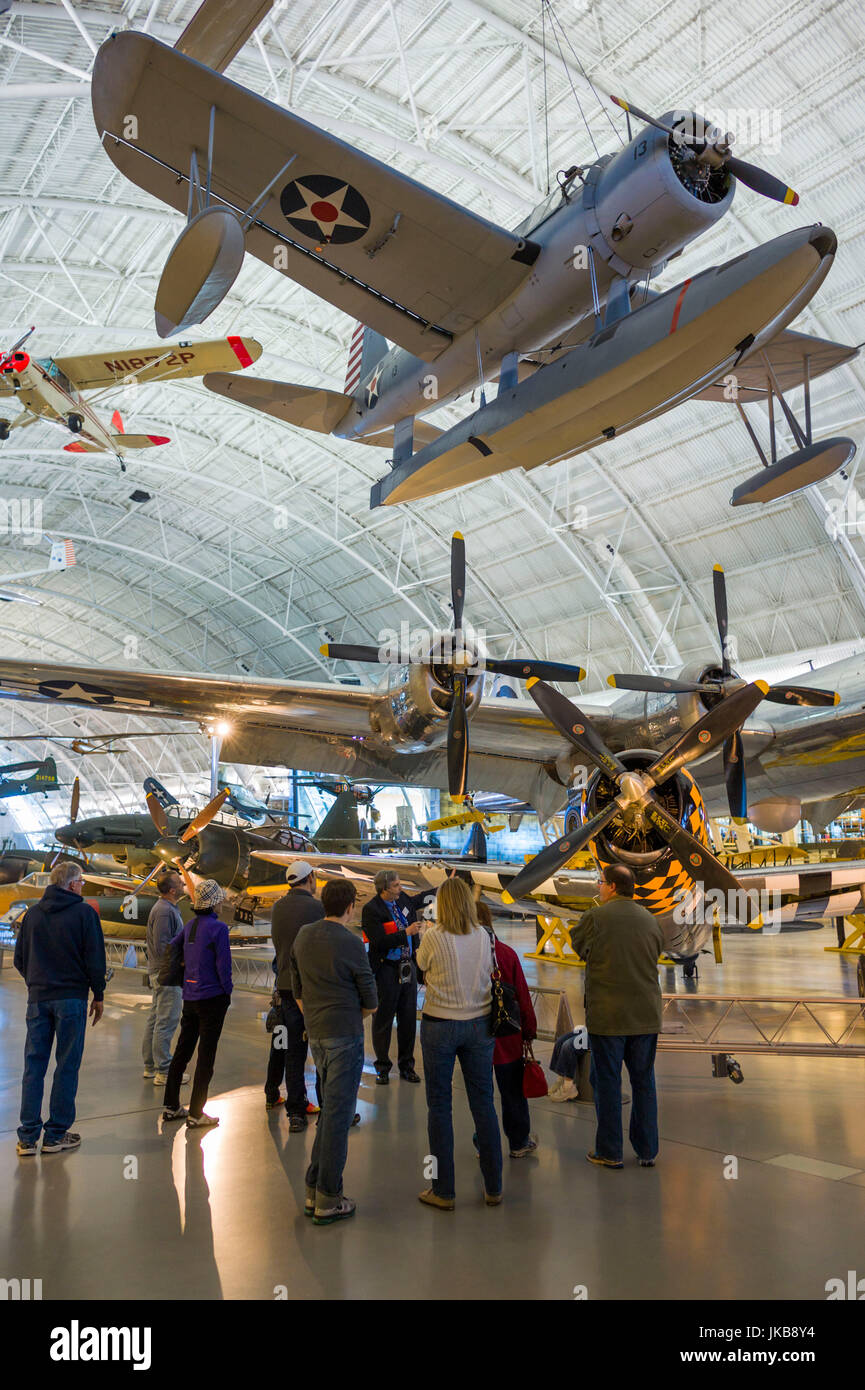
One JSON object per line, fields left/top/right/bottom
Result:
{"left": 13, "top": 853, "right": 665, "bottom": 1222}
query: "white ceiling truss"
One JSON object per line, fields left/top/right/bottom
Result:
{"left": 0, "top": 0, "right": 863, "bottom": 829}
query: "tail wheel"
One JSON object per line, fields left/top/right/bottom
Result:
{"left": 68, "top": 413, "right": 83, "bottom": 434}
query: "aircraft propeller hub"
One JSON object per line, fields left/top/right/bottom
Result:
{"left": 618, "top": 770, "right": 649, "bottom": 805}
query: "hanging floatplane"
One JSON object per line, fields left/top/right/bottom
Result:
{"left": 89, "top": 1, "right": 857, "bottom": 504}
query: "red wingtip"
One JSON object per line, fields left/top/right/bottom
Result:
{"left": 111, "top": 409, "right": 125, "bottom": 433}
{"left": 227, "top": 335, "right": 254, "bottom": 368}
{"left": 63, "top": 442, "right": 87, "bottom": 452}
{"left": 148, "top": 435, "right": 171, "bottom": 445}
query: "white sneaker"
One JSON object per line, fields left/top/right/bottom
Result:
{"left": 549, "top": 1078, "right": 578, "bottom": 1102}
{"left": 142, "top": 1069, "right": 155, "bottom": 1079}
{"left": 181, "top": 1073, "right": 190, "bottom": 1085}
{"left": 152, "top": 1072, "right": 168, "bottom": 1086}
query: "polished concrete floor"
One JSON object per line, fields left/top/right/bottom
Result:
{"left": 1, "top": 921, "right": 864, "bottom": 1301}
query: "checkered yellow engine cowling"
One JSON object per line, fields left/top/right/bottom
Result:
{"left": 579, "top": 768, "right": 709, "bottom": 921}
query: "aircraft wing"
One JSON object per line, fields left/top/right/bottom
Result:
{"left": 91, "top": 31, "right": 539, "bottom": 361}
{"left": 54, "top": 336, "right": 262, "bottom": 392}
{"left": 693, "top": 328, "right": 858, "bottom": 402}
{"left": 249, "top": 848, "right": 599, "bottom": 913}
{"left": 0, "top": 657, "right": 583, "bottom": 818}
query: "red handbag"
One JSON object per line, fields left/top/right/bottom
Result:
{"left": 522, "top": 1041, "right": 548, "bottom": 1098}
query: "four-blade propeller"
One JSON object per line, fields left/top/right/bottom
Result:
{"left": 608, "top": 565, "right": 839, "bottom": 818}
{"left": 321, "top": 533, "right": 586, "bottom": 801}
{"left": 501, "top": 676, "right": 766, "bottom": 903}
{"left": 611, "top": 96, "right": 799, "bottom": 206}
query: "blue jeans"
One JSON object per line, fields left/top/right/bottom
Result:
{"left": 142, "top": 984, "right": 182, "bottom": 1073}
{"left": 19, "top": 997, "right": 88, "bottom": 1145}
{"left": 421, "top": 1015, "right": 502, "bottom": 1200}
{"left": 588, "top": 1033, "right": 659, "bottom": 1164}
{"left": 265, "top": 994, "right": 311, "bottom": 1116}
{"left": 306, "top": 1036, "right": 364, "bottom": 1204}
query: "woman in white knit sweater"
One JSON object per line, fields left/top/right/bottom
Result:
{"left": 415, "top": 877, "right": 502, "bottom": 1210}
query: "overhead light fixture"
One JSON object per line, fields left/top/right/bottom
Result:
{"left": 215, "top": 720, "right": 232, "bottom": 738}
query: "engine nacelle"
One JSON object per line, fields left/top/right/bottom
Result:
{"left": 748, "top": 796, "right": 802, "bottom": 833}
{"left": 586, "top": 112, "right": 734, "bottom": 277}
{"left": 368, "top": 662, "right": 483, "bottom": 753}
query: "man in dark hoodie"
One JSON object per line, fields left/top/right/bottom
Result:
{"left": 14, "top": 860, "right": 106, "bottom": 1156}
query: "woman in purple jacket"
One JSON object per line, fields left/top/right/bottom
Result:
{"left": 162, "top": 880, "right": 233, "bottom": 1129}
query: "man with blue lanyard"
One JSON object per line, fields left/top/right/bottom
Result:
{"left": 361, "top": 868, "right": 429, "bottom": 1085}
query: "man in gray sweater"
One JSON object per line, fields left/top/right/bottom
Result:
{"left": 290, "top": 878, "right": 377, "bottom": 1226}
{"left": 142, "top": 870, "right": 185, "bottom": 1085}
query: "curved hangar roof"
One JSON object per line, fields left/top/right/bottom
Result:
{"left": 0, "top": 0, "right": 863, "bottom": 833}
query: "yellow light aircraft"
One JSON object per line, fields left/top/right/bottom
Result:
{"left": 0, "top": 328, "right": 262, "bottom": 467}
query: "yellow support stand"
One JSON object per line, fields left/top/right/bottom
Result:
{"left": 524, "top": 914, "right": 585, "bottom": 968}
{"left": 824, "top": 913, "right": 865, "bottom": 955}
{"left": 712, "top": 911, "right": 723, "bottom": 964}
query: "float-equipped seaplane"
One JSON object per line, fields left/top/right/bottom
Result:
{"left": 0, "top": 327, "right": 262, "bottom": 467}
{"left": 88, "top": 22, "right": 858, "bottom": 506}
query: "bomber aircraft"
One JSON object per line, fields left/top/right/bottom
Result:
{"left": 89, "top": 21, "right": 858, "bottom": 506}
{"left": 2, "top": 533, "right": 865, "bottom": 947}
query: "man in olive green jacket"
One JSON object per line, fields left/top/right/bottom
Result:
{"left": 569, "top": 863, "right": 664, "bottom": 1169}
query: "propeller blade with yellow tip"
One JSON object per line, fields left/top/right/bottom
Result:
{"left": 451, "top": 530, "right": 466, "bottom": 632}
{"left": 645, "top": 681, "right": 769, "bottom": 789}
{"left": 501, "top": 802, "right": 621, "bottom": 902}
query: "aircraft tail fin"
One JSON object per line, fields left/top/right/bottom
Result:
{"left": 313, "top": 788, "right": 361, "bottom": 853}
{"left": 344, "top": 321, "right": 388, "bottom": 396}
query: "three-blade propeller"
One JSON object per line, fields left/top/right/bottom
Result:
{"left": 321, "top": 533, "right": 586, "bottom": 800}
{"left": 142, "top": 786, "right": 229, "bottom": 896}
{"left": 608, "top": 565, "right": 839, "bottom": 818}
{"left": 501, "top": 677, "right": 766, "bottom": 903}
{"left": 611, "top": 97, "right": 799, "bottom": 206}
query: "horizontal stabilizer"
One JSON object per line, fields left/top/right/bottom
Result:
{"left": 54, "top": 337, "right": 262, "bottom": 392}
{"left": 64, "top": 434, "right": 170, "bottom": 453}
{"left": 204, "top": 373, "right": 352, "bottom": 433}
{"left": 113, "top": 433, "right": 171, "bottom": 449}
{"left": 695, "top": 328, "right": 858, "bottom": 402}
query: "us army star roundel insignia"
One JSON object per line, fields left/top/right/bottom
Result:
{"left": 280, "top": 174, "right": 371, "bottom": 245}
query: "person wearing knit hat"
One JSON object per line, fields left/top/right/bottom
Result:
{"left": 193, "top": 879, "right": 226, "bottom": 913}
{"left": 162, "top": 879, "right": 233, "bottom": 1128}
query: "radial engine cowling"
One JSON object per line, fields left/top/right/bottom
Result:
{"left": 185, "top": 824, "right": 250, "bottom": 891}
{"left": 588, "top": 112, "right": 735, "bottom": 277}
{"left": 368, "top": 662, "right": 484, "bottom": 754}
{"left": 568, "top": 749, "right": 712, "bottom": 956}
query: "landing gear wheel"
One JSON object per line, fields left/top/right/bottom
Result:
{"left": 727, "top": 1057, "right": 744, "bottom": 1084}
{"left": 0, "top": 419, "right": 9, "bottom": 441}
{"left": 68, "top": 413, "right": 83, "bottom": 434}
{"left": 857, "top": 954, "right": 865, "bottom": 999}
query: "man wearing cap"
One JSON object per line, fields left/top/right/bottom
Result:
{"left": 266, "top": 861, "right": 322, "bottom": 1131}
